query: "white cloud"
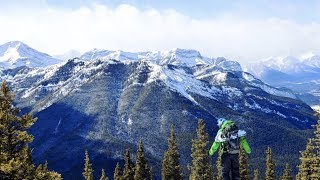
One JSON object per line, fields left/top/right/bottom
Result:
{"left": 1, "top": 3, "right": 320, "bottom": 63}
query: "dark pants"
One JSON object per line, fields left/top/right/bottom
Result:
{"left": 221, "top": 153, "right": 240, "bottom": 180}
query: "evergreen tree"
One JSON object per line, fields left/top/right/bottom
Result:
{"left": 296, "top": 139, "right": 316, "bottom": 180}
{"left": 296, "top": 113, "right": 320, "bottom": 179}
{"left": 281, "top": 163, "right": 293, "bottom": 180}
{"left": 134, "top": 140, "right": 151, "bottom": 180}
{"left": 149, "top": 166, "right": 154, "bottom": 180}
{"left": 312, "top": 119, "right": 320, "bottom": 177}
{"left": 0, "top": 81, "right": 37, "bottom": 179}
{"left": 114, "top": 162, "right": 122, "bottom": 180}
{"left": 161, "top": 125, "right": 183, "bottom": 180}
{"left": 265, "top": 147, "right": 275, "bottom": 180}
{"left": 100, "top": 169, "right": 108, "bottom": 180}
{"left": 83, "top": 150, "right": 94, "bottom": 180}
{"left": 189, "top": 119, "right": 213, "bottom": 180}
{"left": 34, "top": 161, "right": 62, "bottom": 180}
{"left": 239, "top": 146, "right": 250, "bottom": 180}
{"left": 253, "top": 169, "right": 259, "bottom": 180}
{"left": 35, "top": 164, "right": 44, "bottom": 179}
{"left": 122, "top": 148, "right": 134, "bottom": 180}
{"left": 215, "top": 147, "right": 223, "bottom": 180}
{"left": 43, "top": 161, "right": 49, "bottom": 172}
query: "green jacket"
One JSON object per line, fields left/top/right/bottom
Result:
{"left": 209, "top": 120, "right": 251, "bottom": 156}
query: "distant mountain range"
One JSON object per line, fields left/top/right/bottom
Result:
{"left": 245, "top": 55, "right": 320, "bottom": 105}
{"left": 0, "top": 41, "right": 316, "bottom": 179}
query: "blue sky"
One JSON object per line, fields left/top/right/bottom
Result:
{"left": 3, "top": 0, "right": 320, "bottom": 22}
{"left": 1, "top": 0, "right": 320, "bottom": 62}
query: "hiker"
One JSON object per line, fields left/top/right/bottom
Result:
{"left": 209, "top": 118, "right": 251, "bottom": 180}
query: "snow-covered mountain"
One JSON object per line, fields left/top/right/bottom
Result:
{"left": 0, "top": 41, "right": 62, "bottom": 69}
{"left": 80, "top": 48, "right": 243, "bottom": 70}
{"left": 245, "top": 55, "right": 320, "bottom": 105}
{"left": 246, "top": 55, "right": 320, "bottom": 75}
{"left": 0, "top": 42, "right": 316, "bottom": 178}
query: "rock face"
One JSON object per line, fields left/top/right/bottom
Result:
{"left": 0, "top": 45, "right": 316, "bottom": 179}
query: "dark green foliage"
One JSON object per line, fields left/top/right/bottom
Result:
{"left": 161, "top": 125, "right": 183, "bottom": 180}
{"left": 149, "top": 166, "right": 154, "bottom": 180}
{"left": 189, "top": 119, "right": 213, "bottom": 180}
{"left": 239, "top": 146, "right": 250, "bottom": 180}
{"left": 296, "top": 139, "right": 318, "bottom": 179}
{"left": 114, "top": 162, "right": 122, "bottom": 180}
{"left": 280, "top": 163, "right": 293, "bottom": 180}
{"left": 123, "top": 148, "right": 135, "bottom": 180}
{"left": 253, "top": 169, "right": 260, "bottom": 180}
{"left": 313, "top": 119, "right": 320, "bottom": 176}
{"left": 0, "top": 81, "right": 61, "bottom": 179}
{"left": 265, "top": 147, "right": 275, "bottom": 180}
{"left": 134, "top": 140, "right": 151, "bottom": 180}
{"left": 215, "top": 148, "right": 223, "bottom": 180}
{"left": 83, "top": 150, "right": 94, "bottom": 180}
{"left": 113, "top": 163, "right": 122, "bottom": 180}
{"left": 0, "top": 81, "right": 36, "bottom": 179}
{"left": 314, "top": 119, "right": 320, "bottom": 148}
{"left": 35, "top": 161, "right": 62, "bottom": 180}
{"left": 100, "top": 169, "right": 108, "bottom": 180}
{"left": 296, "top": 117, "right": 320, "bottom": 180}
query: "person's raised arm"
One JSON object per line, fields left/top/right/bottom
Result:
{"left": 209, "top": 141, "right": 220, "bottom": 156}
{"left": 240, "top": 137, "right": 251, "bottom": 154}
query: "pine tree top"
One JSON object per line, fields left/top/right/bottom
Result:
{"left": 134, "top": 140, "right": 150, "bottom": 180}
{"left": 168, "top": 125, "right": 178, "bottom": 150}
{"left": 83, "top": 150, "right": 94, "bottom": 180}
{"left": 100, "top": 168, "right": 108, "bottom": 180}
{"left": 123, "top": 147, "right": 134, "bottom": 180}
{"left": 253, "top": 169, "right": 259, "bottom": 180}
{"left": 189, "top": 119, "right": 213, "bottom": 180}
{"left": 281, "top": 163, "right": 293, "bottom": 180}
{"left": 162, "top": 124, "right": 182, "bottom": 180}
{"left": 114, "top": 162, "right": 122, "bottom": 180}
{"left": 265, "top": 147, "right": 275, "bottom": 180}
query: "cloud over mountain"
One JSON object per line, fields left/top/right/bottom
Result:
{"left": 1, "top": 3, "right": 320, "bottom": 63}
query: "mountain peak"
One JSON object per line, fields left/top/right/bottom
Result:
{"left": 4, "top": 40, "right": 26, "bottom": 47}
{"left": 0, "top": 41, "right": 62, "bottom": 69}
{"left": 0, "top": 41, "right": 27, "bottom": 54}
{"left": 170, "top": 48, "right": 201, "bottom": 55}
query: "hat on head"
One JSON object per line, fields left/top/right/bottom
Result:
{"left": 217, "top": 118, "right": 226, "bottom": 127}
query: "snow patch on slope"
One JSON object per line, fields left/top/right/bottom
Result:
{"left": 147, "top": 63, "right": 221, "bottom": 104}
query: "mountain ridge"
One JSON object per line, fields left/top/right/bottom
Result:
{"left": 0, "top": 41, "right": 316, "bottom": 179}
{"left": 245, "top": 55, "right": 320, "bottom": 105}
{"left": 0, "top": 41, "right": 62, "bottom": 69}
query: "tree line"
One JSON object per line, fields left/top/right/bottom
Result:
{"left": 84, "top": 119, "right": 320, "bottom": 180}
{"left": 0, "top": 81, "right": 319, "bottom": 179}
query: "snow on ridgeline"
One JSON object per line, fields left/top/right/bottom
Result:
{"left": 245, "top": 54, "right": 320, "bottom": 77}
{"left": 0, "top": 41, "right": 62, "bottom": 69}
{"left": 242, "top": 72, "right": 297, "bottom": 99}
{"left": 0, "top": 41, "right": 298, "bottom": 107}
{"left": 79, "top": 48, "right": 243, "bottom": 71}
{"left": 0, "top": 40, "right": 243, "bottom": 73}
